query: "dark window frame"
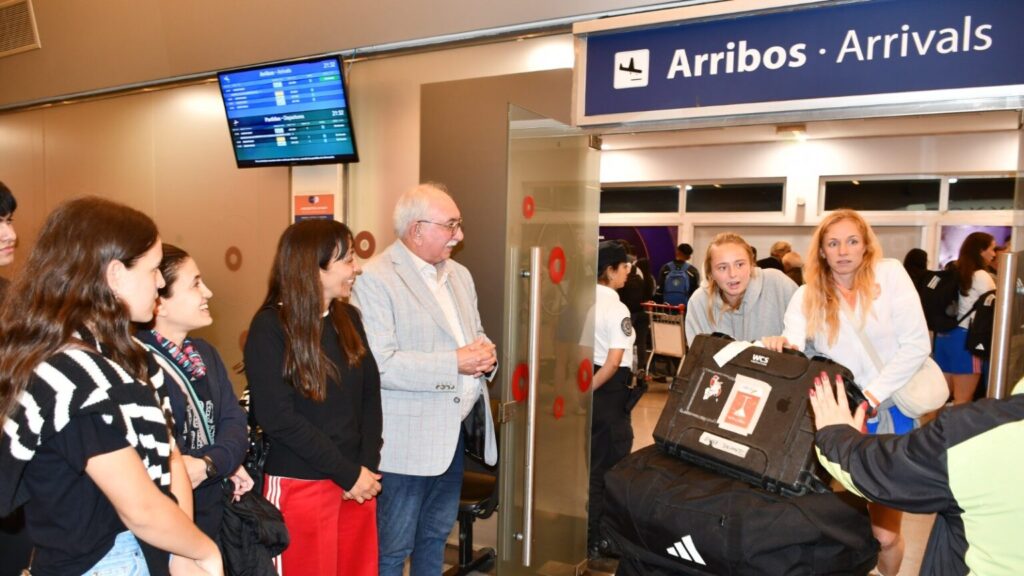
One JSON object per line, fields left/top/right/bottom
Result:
{"left": 683, "top": 180, "right": 786, "bottom": 213}
{"left": 599, "top": 185, "right": 681, "bottom": 214}
{"left": 822, "top": 177, "right": 940, "bottom": 212}
{"left": 947, "top": 175, "right": 1015, "bottom": 211}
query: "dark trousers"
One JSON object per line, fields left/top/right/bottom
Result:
{"left": 589, "top": 366, "right": 634, "bottom": 543}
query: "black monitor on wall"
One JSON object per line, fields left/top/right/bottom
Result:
{"left": 217, "top": 55, "right": 359, "bottom": 168}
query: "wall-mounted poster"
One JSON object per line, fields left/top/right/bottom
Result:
{"left": 294, "top": 194, "right": 335, "bottom": 222}
{"left": 938, "top": 225, "right": 1011, "bottom": 268}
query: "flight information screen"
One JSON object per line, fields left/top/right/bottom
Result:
{"left": 218, "top": 55, "right": 359, "bottom": 167}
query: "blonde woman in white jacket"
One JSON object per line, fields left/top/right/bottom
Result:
{"left": 763, "top": 209, "right": 931, "bottom": 576}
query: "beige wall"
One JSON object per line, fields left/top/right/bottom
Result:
{"left": 0, "top": 84, "right": 289, "bottom": 376}
{"left": 0, "top": 0, "right": 664, "bottom": 107}
{"left": 343, "top": 34, "right": 575, "bottom": 246}
{"left": 0, "top": 34, "right": 577, "bottom": 385}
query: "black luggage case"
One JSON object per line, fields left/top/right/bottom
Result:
{"left": 654, "top": 334, "right": 865, "bottom": 495}
{"left": 603, "top": 446, "right": 878, "bottom": 576}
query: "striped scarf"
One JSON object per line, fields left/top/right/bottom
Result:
{"left": 149, "top": 330, "right": 207, "bottom": 381}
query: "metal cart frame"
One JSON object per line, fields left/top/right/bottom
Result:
{"left": 643, "top": 302, "right": 687, "bottom": 379}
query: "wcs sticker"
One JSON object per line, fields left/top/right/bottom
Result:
{"left": 717, "top": 374, "right": 772, "bottom": 436}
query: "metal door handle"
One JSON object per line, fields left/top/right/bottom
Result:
{"left": 522, "top": 246, "right": 541, "bottom": 566}
{"left": 988, "top": 251, "right": 1016, "bottom": 399}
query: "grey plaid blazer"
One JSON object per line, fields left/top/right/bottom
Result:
{"left": 351, "top": 240, "right": 498, "bottom": 476}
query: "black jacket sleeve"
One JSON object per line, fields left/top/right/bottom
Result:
{"left": 815, "top": 419, "right": 954, "bottom": 514}
{"left": 244, "top": 308, "right": 361, "bottom": 490}
{"left": 194, "top": 339, "right": 248, "bottom": 483}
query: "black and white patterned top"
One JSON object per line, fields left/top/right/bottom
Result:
{"left": 0, "top": 329, "right": 175, "bottom": 516}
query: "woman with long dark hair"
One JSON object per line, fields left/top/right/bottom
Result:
{"left": 933, "top": 232, "right": 997, "bottom": 404}
{"left": 244, "top": 220, "right": 382, "bottom": 575}
{"left": 138, "top": 244, "right": 252, "bottom": 543}
{"left": 0, "top": 197, "right": 221, "bottom": 575}
{"left": 764, "top": 209, "right": 932, "bottom": 576}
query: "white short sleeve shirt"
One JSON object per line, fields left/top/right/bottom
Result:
{"left": 585, "top": 284, "right": 635, "bottom": 368}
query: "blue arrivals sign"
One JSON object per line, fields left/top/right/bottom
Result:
{"left": 577, "top": 0, "right": 1024, "bottom": 125}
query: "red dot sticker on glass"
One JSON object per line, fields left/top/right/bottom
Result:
{"left": 512, "top": 363, "right": 529, "bottom": 402}
{"left": 577, "top": 358, "right": 593, "bottom": 393}
{"left": 553, "top": 396, "right": 565, "bottom": 420}
{"left": 522, "top": 196, "right": 535, "bottom": 219}
{"left": 548, "top": 246, "right": 566, "bottom": 284}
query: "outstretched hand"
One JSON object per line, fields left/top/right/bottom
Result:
{"left": 808, "top": 371, "right": 867, "bottom": 433}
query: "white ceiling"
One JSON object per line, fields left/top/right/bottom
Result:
{"left": 600, "top": 110, "right": 1021, "bottom": 150}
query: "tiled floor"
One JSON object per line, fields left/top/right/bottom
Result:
{"left": 441, "top": 386, "right": 935, "bottom": 575}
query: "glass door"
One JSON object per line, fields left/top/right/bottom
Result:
{"left": 497, "top": 106, "right": 599, "bottom": 575}
{"left": 989, "top": 123, "right": 1024, "bottom": 397}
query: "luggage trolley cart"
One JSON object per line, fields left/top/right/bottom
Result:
{"left": 642, "top": 302, "right": 687, "bottom": 380}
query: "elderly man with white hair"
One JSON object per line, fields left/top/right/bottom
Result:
{"left": 352, "top": 182, "right": 498, "bottom": 576}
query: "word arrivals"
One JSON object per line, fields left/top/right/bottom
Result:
{"left": 837, "top": 16, "right": 992, "bottom": 62}
{"left": 666, "top": 535, "right": 706, "bottom": 565}
{"left": 661, "top": 16, "right": 994, "bottom": 80}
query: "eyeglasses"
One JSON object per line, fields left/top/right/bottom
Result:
{"left": 417, "top": 218, "right": 463, "bottom": 235}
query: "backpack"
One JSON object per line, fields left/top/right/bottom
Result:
{"left": 663, "top": 262, "right": 694, "bottom": 306}
{"left": 915, "top": 269, "right": 960, "bottom": 333}
{"left": 963, "top": 289, "right": 997, "bottom": 358}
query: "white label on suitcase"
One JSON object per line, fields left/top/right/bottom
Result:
{"left": 698, "top": 431, "right": 750, "bottom": 458}
{"left": 717, "top": 373, "right": 771, "bottom": 436}
{"left": 712, "top": 340, "right": 754, "bottom": 367}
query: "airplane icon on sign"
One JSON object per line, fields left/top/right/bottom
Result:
{"left": 619, "top": 58, "right": 643, "bottom": 74}
{"left": 613, "top": 49, "right": 649, "bottom": 89}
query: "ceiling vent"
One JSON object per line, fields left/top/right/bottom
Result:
{"left": 0, "top": 0, "right": 41, "bottom": 58}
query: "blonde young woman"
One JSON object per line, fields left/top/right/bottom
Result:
{"left": 763, "top": 209, "right": 932, "bottom": 576}
{"left": 684, "top": 233, "right": 798, "bottom": 346}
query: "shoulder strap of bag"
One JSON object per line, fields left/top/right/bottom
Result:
{"left": 838, "top": 297, "right": 885, "bottom": 373}
{"left": 144, "top": 343, "right": 214, "bottom": 445}
{"left": 956, "top": 288, "right": 995, "bottom": 324}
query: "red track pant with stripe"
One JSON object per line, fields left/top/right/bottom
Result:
{"left": 264, "top": 474, "right": 378, "bottom": 575}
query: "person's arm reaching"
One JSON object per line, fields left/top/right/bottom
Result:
{"left": 809, "top": 372, "right": 954, "bottom": 514}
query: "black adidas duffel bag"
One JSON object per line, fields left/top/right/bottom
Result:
{"left": 603, "top": 446, "right": 878, "bottom": 575}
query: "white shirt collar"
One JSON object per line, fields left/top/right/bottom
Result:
{"left": 401, "top": 241, "right": 450, "bottom": 283}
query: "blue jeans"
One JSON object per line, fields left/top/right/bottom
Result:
{"left": 84, "top": 531, "right": 149, "bottom": 576}
{"left": 377, "top": 433, "right": 464, "bottom": 576}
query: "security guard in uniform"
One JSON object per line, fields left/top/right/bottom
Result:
{"left": 584, "top": 240, "right": 636, "bottom": 558}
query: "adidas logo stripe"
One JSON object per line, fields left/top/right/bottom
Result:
{"left": 666, "top": 534, "right": 706, "bottom": 565}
